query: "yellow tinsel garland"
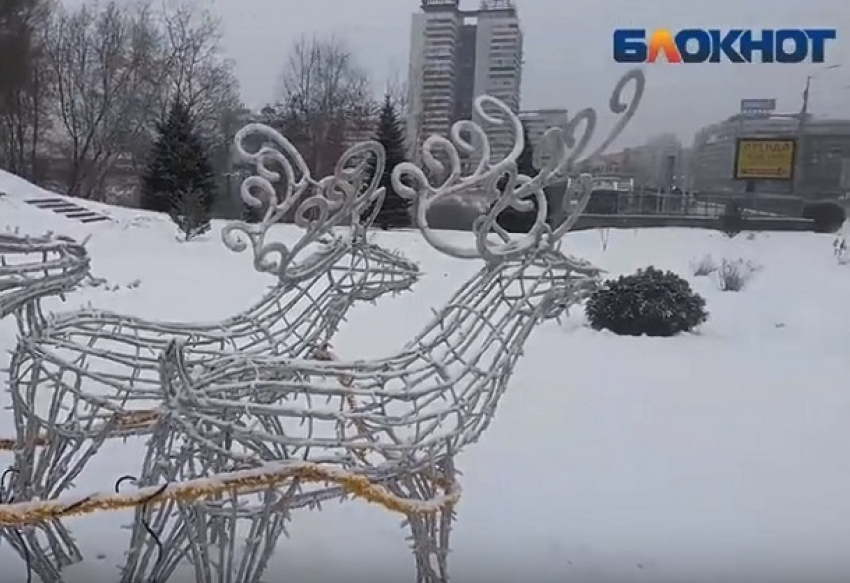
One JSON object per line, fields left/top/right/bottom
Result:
{"left": 0, "top": 345, "right": 460, "bottom": 526}
{"left": 0, "top": 460, "right": 460, "bottom": 527}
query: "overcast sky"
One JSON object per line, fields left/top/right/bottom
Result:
{"left": 66, "top": 0, "right": 850, "bottom": 146}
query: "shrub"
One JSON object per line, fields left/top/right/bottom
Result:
{"left": 718, "top": 202, "right": 744, "bottom": 238}
{"left": 690, "top": 254, "right": 717, "bottom": 276}
{"left": 585, "top": 266, "right": 708, "bottom": 337}
{"left": 835, "top": 235, "right": 849, "bottom": 265}
{"left": 802, "top": 201, "right": 846, "bottom": 233}
{"left": 715, "top": 258, "right": 759, "bottom": 292}
{"left": 169, "top": 190, "right": 211, "bottom": 241}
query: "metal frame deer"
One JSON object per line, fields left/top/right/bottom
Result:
{"left": 3, "top": 131, "right": 421, "bottom": 582}
{"left": 0, "top": 231, "right": 90, "bottom": 322}
{"left": 0, "top": 232, "right": 90, "bottom": 580}
{"left": 118, "top": 69, "right": 645, "bottom": 583}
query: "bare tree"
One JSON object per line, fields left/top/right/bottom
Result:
{"left": 0, "top": 0, "right": 53, "bottom": 179}
{"left": 384, "top": 65, "right": 412, "bottom": 157}
{"left": 44, "top": 1, "right": 164, "bottom": 199}
{"left": 42, "top": 0, "right": 240, "bottom": 202}
{"left": 130, "top": 2, "right": 242, "bottom": 209}
{"left": 277, "top": 34, "right": 374, "bottom": 175}
{"left": 149, "top": 4, "right": 240, "bottom": 140}
{"left": 385, "top": 66, "right": 408, "bottom": 118}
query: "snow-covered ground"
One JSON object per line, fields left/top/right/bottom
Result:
{"left": 2, "top": 170, "right": 850, "bottom": 583}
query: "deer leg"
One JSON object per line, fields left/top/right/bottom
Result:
{"left": 406, "top": 499, "right": 453, "bottom": 583}
{"left": 1, "top": 521, "right": 82, "bottom": 582}
{"left": 390, "top": 460, "right": 457, "bottom": 583}
{"left": 179, "top": 484, "right": 294, "bottom": 583}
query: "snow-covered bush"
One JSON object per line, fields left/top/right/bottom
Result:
{"left": 585, "top": 266, "right": 708, "bottom": 337}
{"left": 715, "top": 258, "right": 759, "bottom": 292}
{"left": 690, "top": 254, "right": 717, "bottom": 276}
{"left": 598, "top": 227, "right": 611, "bottom": 251}
{"left": 834, "top": 235, "right": 849, "bottom": 265}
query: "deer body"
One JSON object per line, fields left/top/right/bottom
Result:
{"left": 13, "top": 238, "right": 415, "bottom": 406}
{"left": 158, "top": 248, "right": 601, "bottom": 471}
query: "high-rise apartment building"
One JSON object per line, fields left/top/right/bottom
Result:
{"left": 407, "top": 0, "right": 463, "bottom": 159}
{"left": 407, "top": 0, "right": 523, "bottom": 164}
{"left": 471, "top": 1, "right": 523, "bottom": 163}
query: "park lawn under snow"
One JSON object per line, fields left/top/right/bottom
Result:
{"left": 1, "top": 170, "right": 850, "bottom": 583}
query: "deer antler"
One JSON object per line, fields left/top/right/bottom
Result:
{"left": 393, "top": 68, "right": 646, "bottom": 264}
{"left": 221, "top": 124, "right": 387, "bottom": 281}
{"left": 538, "top": 68, "right": 646, "bottom": 178}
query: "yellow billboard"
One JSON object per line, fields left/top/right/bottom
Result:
{"left": 734, "top": 138, "right": 796, "bottom": 180}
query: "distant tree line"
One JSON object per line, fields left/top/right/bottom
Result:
{"left": 1, "top": 1, "right": 541, "bottom": 235}
{"left": 0, "top": 0, "right": 240, "bottom": 204}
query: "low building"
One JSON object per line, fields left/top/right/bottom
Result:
{"left": 689, "top": 113, "right": 850, "bottom": 198}
{"left": 578, "top": 137, "right": 685, "bottom": 192}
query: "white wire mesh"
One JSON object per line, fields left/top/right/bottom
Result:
{"left": 0, "top": 231, "right": 90, "bottom": 322}
{"left": 118, "top": 68, "right": 646, "bottom": 583}
{"left": 0, "top": 233, "right": 91, "bottom": 579}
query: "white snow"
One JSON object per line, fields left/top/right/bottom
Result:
{"left": 2, "top": 170, "right": 850, "bottom": 582}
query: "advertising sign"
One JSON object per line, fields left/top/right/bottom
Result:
{"left": 740, "top": 98, "right": 777, "bottom": 113}
{"left": 734, "top": 138, "right": 796, "bottom": 180}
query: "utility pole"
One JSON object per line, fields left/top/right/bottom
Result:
{"left": 793, "top": 75, "right": 812, "bottom": 196}
{"left": 793, "top": 65, "right": 841, "bottom": 197}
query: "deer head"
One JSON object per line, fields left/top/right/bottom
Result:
{"left": 0, "top": 231, "right": 90, "bottom": 320}
{"left": 392, "top": 68, "right": 646, "bottom": 318}
{"left": 221, "top": 123, "right": 420, "bottom": 298}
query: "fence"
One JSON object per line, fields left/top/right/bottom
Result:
{"left": 579, "top": 190, "right": 808, "bottom": 218}
{"left": 571, "top": 214, "right": 816, "bottom": 232}
{"left": 317, "top": 189, "right": 828, "bottom": 233}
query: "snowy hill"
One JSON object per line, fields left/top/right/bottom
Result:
{"left": 1, "top": 170, "right": 850, "bottom": 582}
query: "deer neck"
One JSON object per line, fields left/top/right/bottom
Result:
{"left": 233, "top": 274, "right": 349, "bottom": 357}
{"left": 346, "top": 260, "right": 553, "bottom": 465}
{"left": 410, "top": 261, "right": 546, "bottom": 356}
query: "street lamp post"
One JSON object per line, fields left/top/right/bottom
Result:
{"left": 794, "top": 64, "right": 841, "bottom": 196}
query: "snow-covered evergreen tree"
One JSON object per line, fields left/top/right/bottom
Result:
{"left": 370, "top": 93, "right": 411, "bottom": 229}
{"left": 493, "top": 123, "right": 539, "bottom": 233}
{"left": 169, "top": 189, "right": 212, "bottom": 241}
{"left": 140, "top": 98, "right": 216, "bottom": 218}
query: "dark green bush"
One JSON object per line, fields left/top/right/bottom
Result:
{"left": 585, "top": 266, "right": 708, "bottom": 337}
{"left": 802, "top": 201, "right": 846, "bottom": 233}
{"left": 718, "top": 202, "right": 743, "bottom": 238}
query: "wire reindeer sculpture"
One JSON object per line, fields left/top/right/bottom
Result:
{"left": 0, "top": 232, "right": 90, "bottom": 580}
{"left": 117, "top": 68, "right": 645, "bottom": 583}
{"left": 0, "top": 231, "right": 90, "bottom": 322}
{"left": 3, "top": 132, "right": 421, "bottom": 582}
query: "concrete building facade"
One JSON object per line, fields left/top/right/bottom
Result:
{"left": 407, "top": 0, "right": 523, "bottom": 165}
{"left": 689, "top": 113, "right": 850, "bottom": 198}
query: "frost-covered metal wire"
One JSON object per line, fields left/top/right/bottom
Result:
{"left": 121, "top": 69, "right": 646, "bottom": 583}
{"left": 4, "top": 128, "right": 421, "bottom": 581}
{"left": 0, "top": 233, "right": 90, "bottom": 581}
{"left": 0, "top": 231, "right": 90, "bottom": 322}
